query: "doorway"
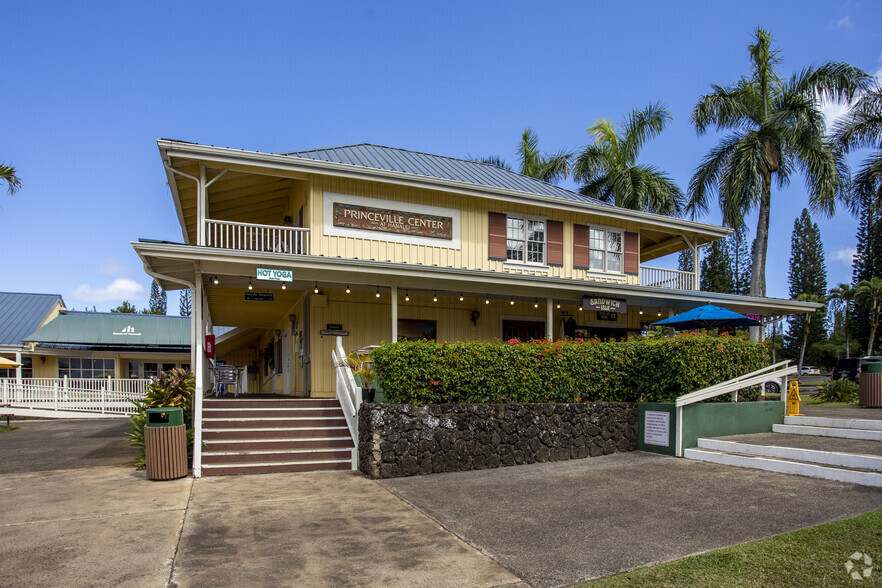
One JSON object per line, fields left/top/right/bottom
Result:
{"left": 501, "top": 319, "right": 545, "bottom": 342}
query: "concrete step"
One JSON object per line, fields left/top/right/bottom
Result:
{"left": 203, "top": 437, "right": 354, "bottom": 452}
{"left": 202, "top": 427, "right": 350, "bottom": 440}
{"left": 201, "top": 459, "right": 352, "bottom": 476}
{"left": 202, "top": 448, "right": 352, "bottom": 465}
{"left": 773, "top": 424, "right": 882, "bottom": 441}
{"left": 697, "top": 438, "right": 882, "bottom": 472}
{"left": 202, "top": 417, "right": 347, "bottom": 429}
{"left": 784, "top": 415, "right": 882, "bottom": 431}
{"left": 684, "top": 447, "right": 882, "bottom": 487}
{"left": 202, "top": 407, "right": 344, "bottom": 419}
{"left": 203, "top": 398, "right": 339, "bottom": 409}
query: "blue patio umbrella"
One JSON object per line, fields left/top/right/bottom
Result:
{"left": 650, "top": 304, "right": 761, "bottom": 330}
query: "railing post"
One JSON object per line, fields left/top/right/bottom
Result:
{"left": 2, "top": 380, "right": 6, "bottom": 405}
{"left": 53, "top": 382, "right": 59, "bottom": 410}
{"left": 101, "top": 382, "right": 107, "bottom": 414}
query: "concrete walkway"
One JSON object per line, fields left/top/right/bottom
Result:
{"left": 2, "top": 419, "right": 882, "bottom": 587}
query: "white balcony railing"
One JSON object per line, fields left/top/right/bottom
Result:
{"left": 1, "top": 377, "right": 149, "bottom": 415}
{"left": 640, "top": 266, "right": 697, "bottom": 290}
{"left": 205, "top": 219, "right": 309, "bottom": 255}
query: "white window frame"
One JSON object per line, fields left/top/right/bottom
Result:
{"left": 587, "top": 225, "right": 625, "bottom": 274}
{"left": 504, "top": 212, "right": 548, "bottom": 268}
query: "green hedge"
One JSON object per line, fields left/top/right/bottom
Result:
{"left": 371, "top": 334, "right": 769, "bottom": 404}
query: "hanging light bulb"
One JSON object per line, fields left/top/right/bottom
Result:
{"left": 459, "top": 293, "right": 464, "bottom": 301}
{"left": 375, "top": 287, "right": 381, "bottom": 298}
{"left": 510, "top": 297, "right": 514, "bottom": 305}
{"left": 405, "top": 290, "right": 410, "bottom": 302}
{"left": 433, "top": 291, "right": 438, "bottom": 302}
{"left": 248, "top": 280, "right": 253, "bottom": 291}
{"left": 639, "top": 308, "right": 644, "bottom": 315}
{"left": 281, "top": 283, "right": 286, "bottom": 290}
{"left": 212, "top": 276, "right": 219, "bottom": 285}
{"left": 345, "top": 285, "right": 351, "bottom": 294}
{"left": 579, "top": 306, "right": 583, "bottom": 311}
{"left": 534, "top": 298, "right": 539, "bottom": 308}
{"left": 485, "top": 295, "right": 490, "bottom": 305}
{"left": 313, "top": 282, "right": 319, "bottom": 294}
{"left": 657, "top": 310, "right": 662, "bottom": 317}
{"left": 556, "top": 303, "right": 561, "bottom": 309}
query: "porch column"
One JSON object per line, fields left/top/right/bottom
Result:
{"left": 14, "top": 351, "right": 21, "bottom": 381}
{"left": 546, "top": 299, "right": 554, "bottom": 341}
{"left": 391, "top": 286, "right": 398, "bottom": 342}
{"left": 693, "top": 237, "right": 700, "bottom": 291}
{"left": 192, "top": 276, "right": 205, "bottom": 478}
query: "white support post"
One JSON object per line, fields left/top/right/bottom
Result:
{"left": 53, "top": 382, "right": 58, "bottom": 410}
{"left": 14, "top": 351, "right": 22, "bottom": 381}
{"left": 197, "top": 166, "right": 206, "bottom": 246}
{"left": 546, "top": 299, "right": 554, "bottom": 341}
{"left": 2, "top": 380, "right": 6, "bottom": 405}
{"left": 391, "top": 286, "right": 398, "bottom": 342}
{"left": 693, "top": 237, "right": 700, "bottom": 291}
{"left": 192, "top": 276, "right": 205, "bottom": 478}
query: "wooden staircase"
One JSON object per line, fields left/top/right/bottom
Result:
{"left": 201, "top": 398, "right": 354, "bottom": 476}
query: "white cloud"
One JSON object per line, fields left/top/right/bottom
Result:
{"left": 71, "top": 278, "right": 145, "bottom": 304}
{"left": 819, "top": 65, "right": 882, "bottom": 135}
{"left": 830, "top": 247, "right": 856, "bottom": 266}
{"left": 826, "top": 15, "right": 853, "bottom": 30}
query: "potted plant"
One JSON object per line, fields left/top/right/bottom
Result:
{"left": 347, "top": 351, "right": 377, "bottom": 402}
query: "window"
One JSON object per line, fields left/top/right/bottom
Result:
{"left": 59, "top": 358, "right": 115, "bottom": 379}
{"left": 128, "top": 362, "right": 140, "bottom": 379}
{"left": 506, "top": 216, "right": 545, "bottom": 265}
{"left": 143, "top": 362, "right": 159, "bottom": 379}
{"left": 589, "top": 228, "right": 623, "bottom": 273}
{"left": 0, "top": 357, "right": 32, "bottom": 378}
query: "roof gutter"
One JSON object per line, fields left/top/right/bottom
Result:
{"left": 157, "top": 140, "right": 732, "bottom": 240}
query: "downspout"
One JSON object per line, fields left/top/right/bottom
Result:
{"left": 141, "top": 264, "right": 205, "bottom": 478}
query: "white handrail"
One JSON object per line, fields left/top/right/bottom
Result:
{"left": 0, "top": 378, "right": 149, "bottom": 415}
{"left": 640, "top": 266, "right": 696, "bottom": 290}
{"left": 205, "top": 219, "right": 310, "bottom": 255}
{"left": 332, "top": 336, "right": 362, "bottom": 469}
{"left": 675, "top": 361, "right": 796, "bottom": 408}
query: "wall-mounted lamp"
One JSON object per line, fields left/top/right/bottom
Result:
{"left": 470, "top": 309, "right": 480, "bottom": 325}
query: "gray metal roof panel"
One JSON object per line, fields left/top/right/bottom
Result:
{"left": 0, "top": 292, "right": 65, "bottom": 345}
{"left": 279, "top": 143, "right": 608, "bottom": 206}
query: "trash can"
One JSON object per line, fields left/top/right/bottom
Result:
{"left": 859, "top": 362, "right": 882, "bottom": 408}
{"left": 144, "top": 407, "right": 188, "bottom": 480}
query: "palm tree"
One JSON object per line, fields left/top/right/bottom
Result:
{"left": 1, "top": 163, "right": 21, "bottom": 195}
{"left": 833, "top": 85, "right": 882, "bottom": 205}
{"left": 687, "top": 28, "right": 870, "bottom": 309}
{"left": 796, "top": 293, "right": 826, "bottom": 373}
{"left": 855, "top": 277, "right": 882, "bottom": 355}
{"left": 573, "top": 102, "right": 684, "bottom": 215}
{"left": 828, "top": 282, "right": 856, "bottom": 356}
{"left": 469, "top": 127, "right": 574, "bottom": 184}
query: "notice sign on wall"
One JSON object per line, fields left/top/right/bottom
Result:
{"left": 583, "top": 296, "right": 627, "bottom": 313}
{"left": 333, "top": 202, "right": 453, "bottom": 240}
{"left": 256, "top": 268, "right": 293, "bottom": 282}
{"left": 643, "top": 410, "right": 670, "bottom": 447}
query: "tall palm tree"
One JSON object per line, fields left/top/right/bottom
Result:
{"left": 573, "top": 102, "right": 684, "bottom": 215}
{"left": 828, "top": 282, "right": 856, "bottom": 357}
{"left": 687, "top": 28, "right": 870, "bottom": 310}
{"left": 833, "top": 85, "right": 882, "bottom": 205}
{"left": 1, "top": 163, "right": 21, "bottom": 195}
{"left": 855, "top": 277, "right": 882, "bottom": 355}
{"left": 469, "top": 127, "right": 574, "bottom": 184}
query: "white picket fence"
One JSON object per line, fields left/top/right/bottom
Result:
{"left": 0, "top": 377, "right": 149, "bottom": 416}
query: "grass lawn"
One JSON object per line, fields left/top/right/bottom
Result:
{"left": 0, "top": 425, "right": 19, "bottom": 433}
{"left": 583, "top": 510, "right": 882, "bottom": 587}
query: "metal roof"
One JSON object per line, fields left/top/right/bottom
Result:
{"left": 0, "top": 292, "right": 65, "bottom": 345}
{"left": 24, "top": 311, "right": 190, "bottom": 347}
{"left": 280, "top": 143, "right": 607, "bottom": 206}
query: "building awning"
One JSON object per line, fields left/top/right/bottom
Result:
{"left": 23, "top": 311, "right": 190, "bottom": 346}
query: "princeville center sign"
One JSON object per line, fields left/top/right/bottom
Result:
{"left": 333, "top": 202, "right": 453, "bottom": 240}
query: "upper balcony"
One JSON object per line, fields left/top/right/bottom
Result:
{"left": 205, "top": 219, "right": 310, "bottom": 255}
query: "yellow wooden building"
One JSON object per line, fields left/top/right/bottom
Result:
{"left": 135, "top": 140, "right": 815, "bottom": 397}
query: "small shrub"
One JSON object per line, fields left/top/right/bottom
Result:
{"left": 812, "top": 379, "right": 859, "bottom": 404}
{"left": 371, "top": 333, "right": 769, "bottom": 404}
{"left": 128, "top": 368, "right": 195, "bottom": 468}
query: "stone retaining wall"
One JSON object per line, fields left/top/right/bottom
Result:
{"left": 358, "top": 402, "right": 638, "bottom": 479}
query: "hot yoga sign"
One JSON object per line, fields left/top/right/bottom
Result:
{"left": 323, "top": 192, "right": 461, "bottom": 249}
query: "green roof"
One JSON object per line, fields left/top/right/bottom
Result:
{"left": 24, "top": 311, "right": 190, "bottom": 346}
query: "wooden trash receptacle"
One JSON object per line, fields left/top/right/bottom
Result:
{"left": 145, "top": 407, "right": 188, "bottom": 480}
{"left": 859, "top": 363, "right": 882, "bottom": 408}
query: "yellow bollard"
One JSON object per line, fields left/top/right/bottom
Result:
{"left": 786, "top": 380, "right": 802, "bottom": 416}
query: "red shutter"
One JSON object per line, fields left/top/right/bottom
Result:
{"left": 488, "top": 213, "right": 507, "bottom": 260}
{"left": 573, "top": 224, "right": 590, "bottom": 269}
{"left": 624, "top": 231, "right": 639, "bottom": 275}
{"left": 547, "top": 220, "right": 563, "bottom": 266}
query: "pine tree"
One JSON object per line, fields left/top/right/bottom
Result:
{"left": 730, "top": 229, "right": 752, "bottom": 295}
{"left": 677, "top": 249, "right": 693, "bottom": 273}
{"left": 111, "top": 301, "right": 137, "bottom": 313}
{"left": 144, "top": 279, "right": 167, "bottom": 315}
{"left": 179, "top": 289, "right": 192, "bottom": 317}
{"left": 700, "top": 239, "right": 734, "bottom": 293}
{"left": 852, "top": 195, "right": 882, "bottom": 353}
{"left": 784, "top": 209, "right": 828, "bottom": 361}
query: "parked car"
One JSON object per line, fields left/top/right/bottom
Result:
{"left": 856, "top": 356, "right": 882, "bottom": 383}
{"left": 831, "top": 357, "right": 860, "bottom": 381}
{"left": 799, "top": 365, "right": 820, "bottom": 376}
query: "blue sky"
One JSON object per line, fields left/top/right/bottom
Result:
{"left": 2, "top": 1, "right": 880, "bottom": 313}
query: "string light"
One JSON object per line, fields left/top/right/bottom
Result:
{"left": 212, "top": 276, "right": 219, "bottom": 285}
{"left": 510, "top": 297, "right": 514, "bottom": 305}
{"left": 658, "top": 310, "right": 662, "bottom": 317}
{"left": 345, "top": 285, "right": 351, "bottom": 294}
{"left": 314, "top": 282, "right": 319, "bottom": 294}
{"left": 405, "top": 290, "right": 410, "bottom": 302}
{"left": 556, "top": 303, "right": 561, "bottom": 309}
{"left": 485, "top": 295, "right": 490, "bottom": 305}
{"left": 459, "top": 293, "right": 464, "bottom": 301}
{"left": 579, "top": 306, "right": 583, "bottom": 311}
{"left": 281, "top": 283, "right": 286, "bottom": 290}
{"left": 433, "top": 291, "right": 438, "bottom": 302}
{"left": 248, "top": 280, "right": 253, "bottom": 291}
{"left": 375, "top": 287, "right": 381, "bottom": 298}
{"left": 639, "top": 308, "right": 644, "bottom": 315}
{"left": 534, "top": 298, "right": 539, "bottom": 308}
